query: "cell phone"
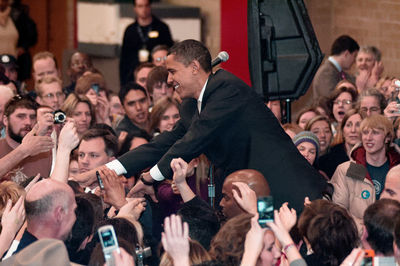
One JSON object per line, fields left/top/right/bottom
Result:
{"left": 98, "top": 225, "right": 120, "bottom": 265}
{"left": 360, "top": 249, "right": 374, "bottom": 266}
{"left": 96, "top": 171, "right": 105, "bottom": 190}
{"left": 257, "top": 196, "right": 274, "bottom": 228}
{"left": 92, "top": 84, "right": 100, "bottom": 95}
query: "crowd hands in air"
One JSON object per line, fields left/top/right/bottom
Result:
{"left": 1, "top": 1, "right": 400, "bottom": 264}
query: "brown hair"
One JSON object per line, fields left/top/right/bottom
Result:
{"left": 360, "top": 114, "right": 394, "bottom": 148}
{"left": 0, "top": 181, "right": 25, "bottom": 218}
{"left": 331, "top": 109, "right": 360, "bottom": 146}
{"left": 32, "top": 51, "right": 58, "bottom": 69}
{"left": 146, "top": 66, "right": 168, "bottom": 94}
{"left": 282, "top": 123, "right": 303, "bottom": 135}
{"left": 326, "top": 85, "right": 358, "bottom": 121}
{"left": 305, "top": 115, "right": 332, "bottom": 133}
{"left": 295, "top": 107, "right": 318, "bottom": 125}
{"left": 307, "top": 204, "right": 359, "bottom": 266}
{"left": 4, "top": 95, "right": 38, "bottom": 118}
{"left": 61, "top": 93, "right": 95, "bottom": 126}
{"left": 149, "top": 96, "right": 180, "bottom": 133}
{"left": 35, "top": 76, "right": 63, "bottom": 96}
{"left": 75, "top": 73, "right": 107, "bottom": 96}
{"left": 160, "top": 239, "right": 211, "bottom": 266}
{"left": 209, "top": 213, "right": 253, "bottom": 265}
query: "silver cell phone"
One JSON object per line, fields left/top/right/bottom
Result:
{"left": 98, "top": 225, "right": 120, "bottom": 266}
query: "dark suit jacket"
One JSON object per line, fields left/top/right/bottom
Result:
{"left": 119, "top": 70, "right": 326, "bottom": 211}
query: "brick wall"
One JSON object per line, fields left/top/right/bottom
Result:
{"left": 292, "top": 0, "right": 400, "bottom": 115}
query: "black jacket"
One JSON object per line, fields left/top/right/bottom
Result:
{"left": 119, "top": 70, "right": 326, "bottom": 212}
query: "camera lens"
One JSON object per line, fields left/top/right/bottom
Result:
{"left": 53, "top": 110, "right": 66, "bottom": 124}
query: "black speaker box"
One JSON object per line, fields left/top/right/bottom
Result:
{"left": 248, "top": 0, "right": 323, "bottom": 100}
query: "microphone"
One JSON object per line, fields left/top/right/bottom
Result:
{"left": 211, "top": 51, "right": 229, "bottom": 67}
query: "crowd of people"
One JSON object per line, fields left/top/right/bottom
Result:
{"left": 0, "top": 0, "right": 400, "bottom": 266}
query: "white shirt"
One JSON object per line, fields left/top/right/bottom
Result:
{"left": 106, "top": 79, "right": 209, "bottom": 181}
{"left": 328, "top": 56, "right": 342, "bottom": 72}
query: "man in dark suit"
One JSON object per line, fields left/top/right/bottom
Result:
{"left": 79, "top": 39, "right": 325, "bottom": 211}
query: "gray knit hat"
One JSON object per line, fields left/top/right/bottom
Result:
{"left": 292, "top": 131, "right": 320, "bottom": 158}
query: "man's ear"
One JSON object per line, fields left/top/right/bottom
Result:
{"left": 3, "top": 115, "right": 8, "bottom": 127}
{"left": 191, "top": 60, "right": 201, "bottom": 74}
{"left": 53, "top": 205, "right": 64, "bottom": 223}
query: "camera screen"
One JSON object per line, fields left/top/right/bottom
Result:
{"left": 101, "top": 229, "right": 116, "bottom": 248}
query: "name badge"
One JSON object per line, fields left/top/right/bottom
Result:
{"left": 148, "top": 31, "right": 159, "bottom": 38}
{"left": 138, "top": 49, "right": 149, "bottom": 62}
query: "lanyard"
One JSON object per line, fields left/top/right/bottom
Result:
{"left": 136, "top": 24, "right": 152, "bottom": 48}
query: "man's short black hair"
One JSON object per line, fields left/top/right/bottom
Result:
{"left": 80, "top": 128, "right": 118, "bottom": 157}
{"left": 330, "top": 35, "right": 359, "bottom": 56}
{"left": 119, "top": 81, "right": 148, "bottom": 104}
{"left": 364, "top": 199, "right": 400, "bottom": 256}
{"left": 168, "top": 39, "right": 212, "bottom": 73}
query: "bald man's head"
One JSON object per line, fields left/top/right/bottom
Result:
{"left": 220, "top": 169, "right": 270, "bottom": 220}
{"left": 25, "top": 179, "right": 77, "bottom": 240}
{"left": 381, "top": 165, "right": 400, "bottom": 202}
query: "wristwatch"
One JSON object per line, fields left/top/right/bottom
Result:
{"left": 140, "top": 174, "right": 154, "bottom": 186}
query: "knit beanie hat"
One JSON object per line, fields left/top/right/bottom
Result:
{"left": 292, "top": 131, "right": 320, "bottom": 158}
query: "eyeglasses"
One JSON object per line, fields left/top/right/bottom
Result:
{"left": 333, "top": 99, "right": 352, "bottom": 106}
{"left": 155, "top": 56, "right": 167, "bottom": 63}
{"left": 360, "top": 107, "right": 381, "bottom": 113}
{"left": 42, "top": 92, "right": 65, "bottom": 100}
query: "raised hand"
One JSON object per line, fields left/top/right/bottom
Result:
{"left": 1, "top": 196, "right": 25, "bottom": 237}
{"left": 278, "top": 202, "right": 297, "bottom": 232}
{"left": 171, "top": 158, "right": 188, "bottom": 185}
{"left": 161, "top": 214, "right": 190, "bottom": 266}
{"left": 241, "top": 214, "right": 265, "bottom": 266}
{"left": 232, "top": 182, "right": 257, "bottom": 215}
{"left": 58, "top": 120, "right": 79, "bottom": 151}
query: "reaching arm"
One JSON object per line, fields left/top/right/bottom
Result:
{"left": 171, "top": 158, "right": 196, "bottom": 202}
{"left": 50, "top": 121, "right": 79, "bottom": 183}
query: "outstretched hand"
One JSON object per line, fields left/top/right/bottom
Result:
{"left": 127, "top": 172, "right": 158, "bottom": 202}
{"left": 117, "top": 198, "right": 146, "bottom": 221}
{"left": 171, "top": 158, "right": 188, "bottom": 185}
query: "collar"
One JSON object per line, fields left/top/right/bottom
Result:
{"left": 328, "top": 56, "right": 342, "bottom": 72}
{"left": 197, "top": 78, "right": 208, "bottom": 113}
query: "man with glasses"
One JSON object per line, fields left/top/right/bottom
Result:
{"left": 151, "top": 45, "right": 168, "bottom": 66}
{"left": 358, "top": 88, "right": 386, "bottom": 118}
{"left": 35, "top": 76, "right": 65, "bottom": 111}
